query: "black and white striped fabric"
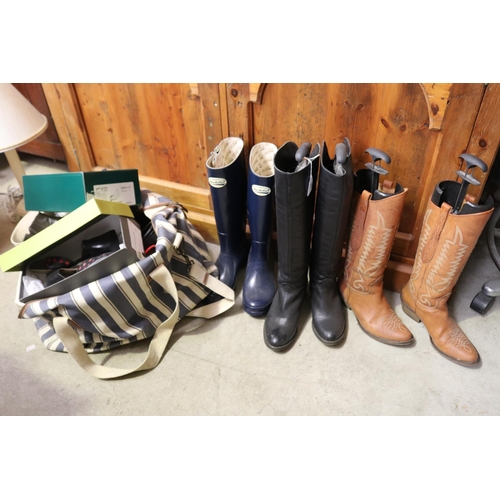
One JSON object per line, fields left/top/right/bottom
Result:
{"left": 19, "top": 190, "right": 234, "bottom": 379}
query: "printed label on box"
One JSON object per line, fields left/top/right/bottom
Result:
{"left": 91, "top": 182, "right": 136, "bottom": 205}
{"left": 125, "top": 218, "right": 145, "bottom": 256}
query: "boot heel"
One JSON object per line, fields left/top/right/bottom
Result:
{"left": 340, "top": 294, "right": 351, "bottom": 310}
{"left": 402, "top": 301, "right": 421, "bottom": 323}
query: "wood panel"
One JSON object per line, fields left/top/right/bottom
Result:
{"left": 68, "top": 83, "right": 224, "bottom": 240}
{"left": 74, "top": 83, "right": 223, "bottom": 188}
{"left": 464, "top": 83, "right": 500, "bottom": 202}
{"left": 42, "top": 83, "right": 498, "bottom": 292}
{"left": 42, "top": 83, "right": 95, "bottom": 172}
{"left": 419, "top": 83, "right": 453, "bottom": 131}
{"left": 225, "top": 83, "right": 252, "bottom": 162}
{"left": 250, "top": 84, "right": 430, "bottom": 254}
{"left": 244, "top": 83, "right": 492, "bottom": 290}
{"left": 407, "top": 83, "right": 486, "bottom": 256}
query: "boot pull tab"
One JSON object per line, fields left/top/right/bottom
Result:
{"left": 350, "top": 190, "right": 372, "bottom": 251}
{"left": 422, "top": 202, "right": 452, "bottom": 263}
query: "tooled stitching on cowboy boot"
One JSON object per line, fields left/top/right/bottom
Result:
{"left": 342, "top": 191, "right": 413, "bottom": 345}
{"left": 344, "top": 208, "right": 392, "bottom": 293}
{"left": 342, "top": 191, "right": 368, "bottom": 293}
{"left": 421, "top": 206, "right": 450, "bottom": 263}
{"left": 401, "top": 196, "right": 494, "bottom": 365}
{"left": 409, "top": 209, "right": 432, "bottom": 296}
{"left": 444, "top": 327, "right": 474, "bottom": 354}
{"left": 380, "top": 310, "right": 409, "bottom": 333}
{"left": 350, "top": 211, "right": 393, "bottom": 293}
{"left": 419, "top": 226, "right": 469, "bottom": 307}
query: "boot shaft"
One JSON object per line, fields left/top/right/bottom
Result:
{"left": 344, "top": 187, "right": 407, "bottom": 293}
{"left": 310, "top": 140, "right": 353, "bottom": 283}
{"left": 407, "top": 198, "right": 493, "bottom": 307}
{"left": 206, "top": 137, "right": 247, "bottom": 239}
{"left": 247, "top": 142, "right": 277, "bottom": 245}
{"left": 400, "top": 186, "right": 494, "bottom": 366}
{"left": 274, "top": 141, "right": 319, "bottom": 285}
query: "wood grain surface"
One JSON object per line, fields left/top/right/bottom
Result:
{"left": 37, "top": 83, "right": 500, "bottom": 291}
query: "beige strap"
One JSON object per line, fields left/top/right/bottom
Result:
{"left": 52, "top": 263, "right": 179, "bottom": 380}
{"left": 142, "top": 201, "right": 188, "bottom": 220}
{"left": 170, "top": 232, "right": 234, "bottom": 317}
{"left": 186, "top": 262, "right": 235, "bottom": 318}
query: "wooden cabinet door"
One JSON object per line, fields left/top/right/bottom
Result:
{"left": 43, "top": 83, "right": 225, "bottom": 237}
{"left": 41, "top": 83, "right": 500, "bottom": 290}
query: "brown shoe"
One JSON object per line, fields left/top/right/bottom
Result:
{"left": 340, "top": 188, "right": 414, "bottom": 346}
{"left": 401, "top": 198, "right": 493, "bottom": 365}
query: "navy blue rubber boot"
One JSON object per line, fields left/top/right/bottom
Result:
{"left": 242, "top": 142, "right": 278, "bottom": 317}
{"left": 206, "top": 137, "right": 250, "bottom": 290}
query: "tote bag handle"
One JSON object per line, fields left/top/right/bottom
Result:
{"left": 52, "top": 263, "right": 179, "bottom": 380}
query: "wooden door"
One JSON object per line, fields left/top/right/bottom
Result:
{"left": 42, "top": 83, "right": 226, "bottom": 236}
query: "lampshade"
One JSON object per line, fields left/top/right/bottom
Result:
{"left": 0, "top": 83, "right": 48, "bottom": 152}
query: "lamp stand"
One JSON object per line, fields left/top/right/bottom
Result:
{"left": 1, "top": 149, "right": 26, "bottom": 222}
{"left": 4, "top": 149, "right": 26, "bottom": 188}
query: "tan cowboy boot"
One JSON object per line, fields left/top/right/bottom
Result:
{"left": 401, "top": 199, "right": 493, "bottom": 365}
{"left": 340, "top": 188, "right": 414, "bottom": 345}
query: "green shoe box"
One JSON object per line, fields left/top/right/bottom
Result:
{"left": 0, "top": 198, "right": 145, "bottom": 303}
{"left": 22, "top": 169, "right": 142, "bottom": 212}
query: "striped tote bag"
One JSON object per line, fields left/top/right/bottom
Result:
{"left": 19, "top": 190, "right": 234, "bottom": 379}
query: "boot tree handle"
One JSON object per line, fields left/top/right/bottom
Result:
{"left": 295, "top": 142, "right": 312, "bottom": 163}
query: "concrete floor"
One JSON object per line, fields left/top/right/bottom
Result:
{"left": 1, "top": 153, "right": 500, "bottom": 416}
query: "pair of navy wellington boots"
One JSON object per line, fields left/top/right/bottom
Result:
{"left": 206, "top": 137, "right": 277, "bottom": 317}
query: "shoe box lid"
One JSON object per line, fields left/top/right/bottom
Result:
{"left": 0, "top": 198, "right": 136, "bottom": 273}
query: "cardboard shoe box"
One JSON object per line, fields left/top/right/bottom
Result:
{"left": 22, "top": 169, "right": 142, "bottom": 212}
{"left": 0, "top": 198, "right": 145, "bottom": 303}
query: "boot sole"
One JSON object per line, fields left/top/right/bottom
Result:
{"left": 312, "top": 321, "right": 346, "bottom": 346}
{"left": 263, "top": 329, "right": 298, "bottom": 352}
{"left": 358, "top": 321, "right": 414, "bottom": 346}
{"left": 429, "top": 337, "right": 480, "bottom": 366}
{"left": 343, "top": 298, "right": 414, "bottom": 346}
{"left": 401, "top": 296, "right": 479, "bottom": 366}
{"left": 242, "top": 302, "right": 271, "bottom": 317}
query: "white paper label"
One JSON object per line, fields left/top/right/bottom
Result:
{"left": 126, "top": 219, "right": 145, "bottom": 255}
{"left": 252, "top": 185, "right": 271, "bottom": 196}
{"left": 208, "top": 178, "right": 227, "bottom": 188}
{"left": 92, "top": 182, "right": 136, "bottom": 205}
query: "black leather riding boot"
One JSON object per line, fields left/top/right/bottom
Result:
{"left": 264, "top": 141, "right": 319, "bottom": 351}
{"left": 310, "top": 139, "right": 353, "bottom": 345}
